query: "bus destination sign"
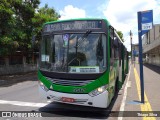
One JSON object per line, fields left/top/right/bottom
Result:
{"left": 43, "top": 20, "right": 102, "bottom": 32}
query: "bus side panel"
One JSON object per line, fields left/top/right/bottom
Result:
{"left": 122, "top": 45, "right": 125, "bottom": 84}
{"left": 118, "top": 60, "right": 123, "bottom": 89}
{"left": 108, "top": 26, "right": 120, "bottom": 103}
{"left": 118, "top": 43, "right": 123, "bottom": 89}
{"left": 125, "top": 51, "right": 129, "bottom": 74}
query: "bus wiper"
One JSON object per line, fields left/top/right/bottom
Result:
{"left": 67, "top": 30, "right": 92, "bottom": 67}
{"left": 75, "top": 30, "right": 92, "bottom": 48}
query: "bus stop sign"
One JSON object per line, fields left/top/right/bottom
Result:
{"left": 137, "top": 10, "right": 153, "bottom": 103}
{"left": 138, "top": 10, "right": 153, "bottom": 35}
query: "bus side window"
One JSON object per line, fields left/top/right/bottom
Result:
{"left": 114, "top": 35, "right": 119, "bottom": 59}
{"left": 109, "top": 26, "right": 114, "bottom": 58}
{"left": 109, "top": 26, "right": 115, "bottom": 67}
{"left": 114, "top": 47, "right": 118, "bottom": 59}
{"left": 119, "top": 44, "right": 122, "bottom": 66}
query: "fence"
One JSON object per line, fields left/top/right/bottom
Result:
{"left": 0, "top": 55, "right": 39, "bottom": 75}
{"left": 0, "top": 64, "right": 38, "bottom": 75}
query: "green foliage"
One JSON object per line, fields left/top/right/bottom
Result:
{"left": 117, "top": 31, "right": 124, "bottom": 42}
{"left": 32, "top": 4, "right": 59, "bottom": 50}
{"left": 0, "top": 1, "right": 59, "bottom": 56}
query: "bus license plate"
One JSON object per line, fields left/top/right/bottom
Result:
{"left": 61, "top": 97, "right": 75, "bottom": 103}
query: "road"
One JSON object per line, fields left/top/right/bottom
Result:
{"left": 0, "top": 72, "right": 124, "bottom": 120}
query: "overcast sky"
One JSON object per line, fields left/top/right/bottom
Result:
{"left": 40, "top": 0, "right": 160, "bottom": 51}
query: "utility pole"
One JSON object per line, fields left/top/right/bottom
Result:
{"left": 130, "top": 30, "right": 133, "bottom": 64}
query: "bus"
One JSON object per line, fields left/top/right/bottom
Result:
{"left": 38, "top": 18, "right": 129, "bottom": 108}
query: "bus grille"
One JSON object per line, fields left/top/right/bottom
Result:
{"left": 46, "top": 77, "right": 94, "bottom": 86}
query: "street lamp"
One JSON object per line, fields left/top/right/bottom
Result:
{"left": 130, "top": 30, "right": 133, "bottom": 63}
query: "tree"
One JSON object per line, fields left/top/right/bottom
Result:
{"left": 117, "top": 31, "right": 124, "bottom": 42}
{"left": 0, "top": 1, "right": 59, "bottom": 56}
{"left": 0, "top": 0, "right": 15, "bottom": 55}
{"left": 32, "top": 4, "right": 59, "bottom": 51}
{"left": 11, "top": 0, "right": 40, "bottom": 52}
{"left": 0, "top": 0, "right": 40, "bottom": 55}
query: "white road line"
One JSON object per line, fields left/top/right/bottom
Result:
{"left": 127, "top": 81, "right": 131, "bottom": 88}
{"left": 118, "top": 64, "right": 131, "bottom": 120}
{"left": 0, "top": 100, "right": 48, "bottom": 107}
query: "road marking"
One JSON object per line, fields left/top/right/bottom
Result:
{"left": 127, "top": 81, "right": 131, "bottom": 88}
{"left": 118, "top": 64, "right": 131, "bottom": 120}
{"left": 134, "top": 68, "right": 156, "bottom": 120}
{"left": 0, "top": 100, "right": 48, "bottom": 107}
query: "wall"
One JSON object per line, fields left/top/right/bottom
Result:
{"left": 0, "top": 55, "right": 38, "bottom": 75}
{"left": 148, "top": 54, "right": 160, "bottom": 66}
{"left": 0, "top": 64, "right": 38, "bottom": 75}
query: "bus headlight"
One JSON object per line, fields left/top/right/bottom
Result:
{"left": 39, "top": 81, "right": 49, "bottom": 92}
{"left": 89, "top": 85, "right": 108, "bottom": 97}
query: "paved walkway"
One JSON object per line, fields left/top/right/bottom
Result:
{"left": 120, "top": 63, "right": 160, "bottom": 120}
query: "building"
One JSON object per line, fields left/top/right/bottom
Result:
{"left": 142, "top": 24, "right": 160, "bottom": 66}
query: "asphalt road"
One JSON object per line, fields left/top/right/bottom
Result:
{"left": 0, "top": 72, "right": 124, "bottom": 120}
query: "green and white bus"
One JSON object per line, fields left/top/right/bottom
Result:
{"left": 38, "top": 18, "right": 129, "bottom": 108}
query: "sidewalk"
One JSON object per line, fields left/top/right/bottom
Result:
{"left": 121, "top": 63, "right": 160, "bottom": 120}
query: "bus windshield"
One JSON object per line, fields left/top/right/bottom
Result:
{"left": 40, "top": 33, "right": 107, "bottom": 73}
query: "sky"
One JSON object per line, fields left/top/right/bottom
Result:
{"left": 40, "top": 0, "right": 160, "bottom": 51}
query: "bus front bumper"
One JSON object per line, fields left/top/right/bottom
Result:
{"left": 39, "top": 85, "right": 109, "bottom": 108}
